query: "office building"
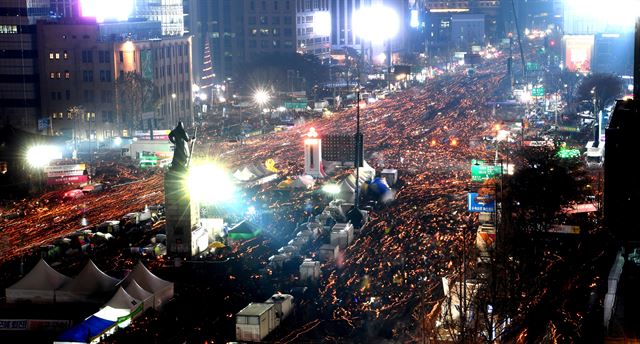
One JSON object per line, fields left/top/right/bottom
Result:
{"left": 134, "top": 0, "right": 185, "bottom": 37}
{"left": 37, "top": 19, "right": 193, "bottom": 139}
{"left": 295, "top": 0, "right": 331, "bottom": 60}
{"left": 186, "top": 0, "right": 245, "bottom": 83}
{"left": 242, "top": 0, "right": 297, "bottom": 61}
{"left": 0, "top": 0, "right": 50, "bottom": 132}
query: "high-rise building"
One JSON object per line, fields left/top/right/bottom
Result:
{"left": 242, "top": 0, "right": 297, "bottom": 61}
{"left": 295, "top": 0, "right": 331, "bottom": 60}
{"left": 329, "top": 0, "right": 370, "bottom": 48}
{"left": 37, "top": 19, "right": 193, "bottom": 139}
{"left": 134, "top": 0, "right": 185, "bottom": 37}
{"left": 186, "top": 0, "right": 332, "bottom": 89}
{"left": 0, "top": 0, "right": 50, "bottom": 131}
{"left": 49, "top": 0, "right": 80, "bottom": 18}
{"left": 185, "top": 0, "right": 245, "bottom": 83}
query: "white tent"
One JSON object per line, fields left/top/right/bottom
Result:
{"left": 56, "top": 260, "right": 121, "bottom": 303}
{"left": 233, "top": 168, "right": 254, "bottom": 182}
{"left": 124, "top": 280, "right": 154, "bottom": 311}
{"left": 5, "top": 259, "right": 71, "bottom": 303}
{"left": 123, "top": 262, "right": 173, "bottom": 309}
{"left": 99, "top": 287, "right": 143, "bottom": 328}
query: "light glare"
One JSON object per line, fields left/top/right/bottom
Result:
{"left": 354, "top": 5, "right": 400, "bottom": 42}
{"left": 187, "top": 163, "right": 236, "bottom": 204}
{"left": 26, "top": 145, "right": 62, "bottom": 168}
{"left": 80, "top": 0, "right": 133, "bottom": 22}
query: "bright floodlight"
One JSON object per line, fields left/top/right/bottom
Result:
{"left": 26, "top": 145, "right": 62, "bottom": 168}
{"left": 322, "top": 184, "right": 341, "bottom": 195}
{"left": 186, "top": 162, "right": 236, "bottom": 204}
{"left": 253, "top": 89, "right": 271, "bottom": 106}
{"left": 80, "top": 0, "right": 133, "bottom": 23}
{"left": 354, "top": 5, "right": 400, "bottom": 43}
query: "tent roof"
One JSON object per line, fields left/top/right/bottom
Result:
{"left": 59, "top": 260, "right": 120, "bottom": 294}
{"left": 123, "top": 262, "right": 172, "bottom": 294}
{"left": 124, "top": 280, "right": 153, "bottom": 303}
{"left": 7, "top": 259, "right": 71, "bottom": 291}
{"left": 103, "top": 286, "right": 141, "bottom": 311}
{"left": 93, "top": 305, "right": 131, "bottom": 322}
{"left": 55, "top": 315, "right": 115, "bottom": 343}
{"left": 229, "top": 220, "right": 261, "bottom": 234}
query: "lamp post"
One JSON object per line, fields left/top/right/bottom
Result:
{"left": 351, "top": 5, "right": 399, "bottom": 221}
{"left": 170, "top": 93, "right": 177, "bottom": 125}
{"left": 354, "top": 4, "right": 400, "bottom": 91}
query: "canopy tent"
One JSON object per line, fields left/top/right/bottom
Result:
{"left": 277, "top": 175, "right": 315, "bottom": 190}
{"left": 233, "top": 167, "right": 256, "bottom": 182}
{"left": 6, "top": 259, "right": 71, "bottom": 303}
{"left": 233, "top": 163, "right": 276, "bottom": 183}
{"left": 53, "top": 315, "right": 116, "bottom": 344}
{"left": 99, "top": 287, "right": 143, "bottom": 327}
{"left": 336, "top": 179, "right": 356, "bottom": 202}
{"left": 124, "top": 280, "right": 154, "bottom": 311}
{"left": 122, "top": 262, "right": 173, "bottom": 310}
{"left": 56, "top": 260, "right": 121, "bottom": 303}
{"left": 227, "top": 220, "right": 262, "bottom": 240}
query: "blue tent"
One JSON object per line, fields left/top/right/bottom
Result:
{"left": 54, "top": 316, "right": 115, "bottom": 344}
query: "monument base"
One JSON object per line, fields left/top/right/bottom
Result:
{"left": 164, "top": 170, "right": 201, "bottom": 258}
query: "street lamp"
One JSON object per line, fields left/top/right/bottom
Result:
{"left": 253, "top": 89, "right": 271, "bottom": 108}
{"left": 26, "top": 145, "right": 62, "bottom": 168}
{"left": 354, "top": 5, "right": 400, "bottom": 90}
{"left": 170, "top": 93, "right": 177, "bottom": 125}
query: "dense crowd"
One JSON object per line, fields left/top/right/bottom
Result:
{"left": 1, "top": 57, "right": 509, "bottom": 342}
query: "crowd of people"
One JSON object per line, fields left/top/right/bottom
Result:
{"left": 0, "top": 55, "right": 510, "bottom": 342}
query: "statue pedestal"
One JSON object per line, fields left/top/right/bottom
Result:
{"left": 164, "top": 169, "right": 201, "bottom": 258}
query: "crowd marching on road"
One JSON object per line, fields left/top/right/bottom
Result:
{"left": 0, "top": 56, "right": 510, "bottom": 342}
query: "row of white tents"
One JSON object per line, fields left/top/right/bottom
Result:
{"left": 5, "top": 259, "right": 173, "bottom": 343}
{"left": 6, "top": 259, "right": 172, "bottom": 307}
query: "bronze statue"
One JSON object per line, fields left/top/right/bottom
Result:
{"left": 168, "top": 121, "right": 193, "bottom": 171}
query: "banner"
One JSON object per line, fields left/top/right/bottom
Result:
{"left": 47, "top": 175, "right": 88, "bottom": 185}
{"left": 468, "top": 192, "right": 496, "bottom": 212}
{"left": 44, "top": 164, "right": 85, "bottom": 174}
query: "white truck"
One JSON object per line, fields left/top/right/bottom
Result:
{"left": 585, "top": 141, "right": 605, "bottom": 168}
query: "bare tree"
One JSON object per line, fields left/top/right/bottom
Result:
{"left": 115, "top": 72, "right": 159, "bottom": 133}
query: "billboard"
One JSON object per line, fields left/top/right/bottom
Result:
{"left": 564, "top": 35, "right": 594, "bottom": 73}
{"left": 468, "top": 192, "right": 495, "bottom": 212}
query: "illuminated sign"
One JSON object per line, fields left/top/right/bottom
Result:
{"left": 564, "top": 35, "right": 594, "bottom": 73}
{"left": 471, "top": 160, "right": 502, "bottom": 182}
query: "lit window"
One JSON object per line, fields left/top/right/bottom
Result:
{"left": 55, "top": 53, "right": 60, "bottom": 59}
{"left": 49, "top": 52, "right": 54, "bottom": 60}
{"left": 65, "top": 71, "right": 70, "bottom": 79}
{"left": 63, "top": 51, "right": 68, "bottom": 59}
{"left": 50, "top": 72, "right": 55, "bottom": 79}
{"left": 56, "top": 72, "right": 61, "bottom": 79}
